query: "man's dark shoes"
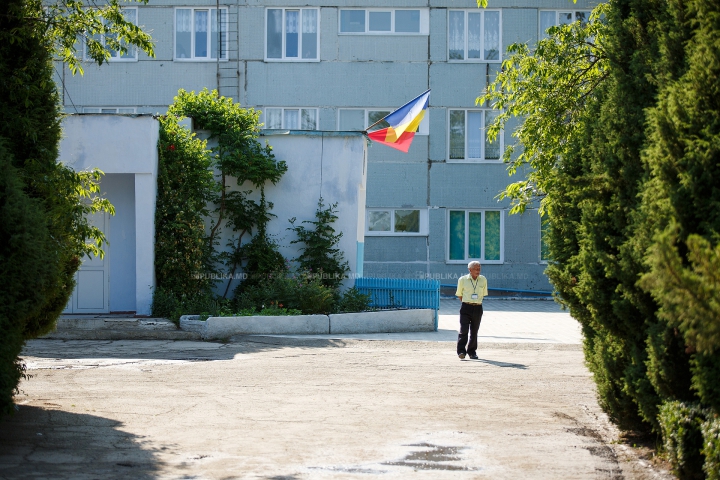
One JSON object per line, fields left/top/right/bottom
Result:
{"left": 469, "top": 354, "right": 479, "bottom": 360}
{"left": 458, "top": 353, "right": 466, "bottom": 359}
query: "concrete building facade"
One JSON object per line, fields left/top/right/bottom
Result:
{"left": 55, "top": 0, "right": 599, "bottom": 293}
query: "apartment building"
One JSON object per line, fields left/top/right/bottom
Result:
{"left": 55, "top": 0, "right": 599, "bottom": 292}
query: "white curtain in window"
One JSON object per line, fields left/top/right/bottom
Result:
{"left": 302, "top": 9, "right": 317, "bottom": 34}
{"left": 483, "top": 11, "right": 499, "bottom": 60}
{"left": 286, "top": 11, "right": 298, "bottom": 34}
{"left": 177, "top": 9, "right": 191, "bottom": 33}
{"left": 468, "top": 12, "right": 481, "bottom": 59}
{"left": 265, "top": 109, "right": 282, "bottom": 129}
{"left": 449, "top": 11, "right": 464, "bottom": 59}
{"left": 195, "top": 10, "right": 208, "bottom": 33}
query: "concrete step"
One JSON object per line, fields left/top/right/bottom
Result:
{"left": 42, "top": 317, "right": 202, "bottom": 341}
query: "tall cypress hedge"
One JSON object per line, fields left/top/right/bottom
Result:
{"left": 0, "top": 0, "right": 112, "bottom": 416}
{"left": 543, "top": 0, "right": 719, "bottom": 476}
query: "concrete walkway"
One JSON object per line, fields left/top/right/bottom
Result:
{"left": 271, "top": 298, "right": 582, "bottom": 344}
{"left": 1, "top": 300, "right": 671, "bottom": 480}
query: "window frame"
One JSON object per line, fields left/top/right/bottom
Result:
{"left": 173, "top": 7, "right": 229, "bottom": 62}
{"left": 538, "top": 10, "right": 592, "bottom": 40}
{"left": 264, "top": 7, "right": 320, "bottom": 62}
{"left": 83, "top": 107, "right": 137, "bottom": 114}
{"left": 338, "top": 8, "right": 429, "bottom": 35}
{"left": 365, "top": 208, "right": 429, "bottom": 236}
{"left": 337, "top": 108, "right": 429, "bottom": 136}
{"left": 84, "top": 7, "right": 139, "bottom": 62}
{"left": 447, "top": 9, "right": 502, "bottom": 63}
{"left": 446, "top": 209, "right": 504, "bottom": 264}
{"left": 261, "top": 107, "right": 319, "bottom": 130}
{"left": 447, "top": 108, "right": 503, "bottom": 162}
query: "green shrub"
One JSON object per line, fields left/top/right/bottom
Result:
{"left": 702, "top": 416, "right": 720, "bottom": 480}
{"left": 228, "top": 305, "right": 303, "bottom": 317}
{"left": 151, "top": 287, "right": 229, "bottom": 324}
{"left": 336, "top": 287, "right": 371, "bottom": 313}
{"left": 1, "top": 0, "right": 112, "bottom": 416}
{"left": 658, "top": 401, "right": 707, "bottom": 480}
{"left": 234, "top": 271, "right": 336, "bottom": 315}
{"left": 289, "top": 198, "right": 349, "bottom": 289}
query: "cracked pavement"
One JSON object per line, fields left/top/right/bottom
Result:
{"left": 1, "top": 333, "right": 673, "bottom": 480}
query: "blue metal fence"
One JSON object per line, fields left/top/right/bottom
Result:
{"left": 354, "top": 278, "right": 441, "bottom": 330}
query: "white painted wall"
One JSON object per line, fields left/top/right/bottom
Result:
{"left": 58, "top": 115, "right": 159, "bottom": 315}
{"left": 211, "top": 131, "right": 368, "bottom": 295}
{"left": 58, "top": 115, "right": 366, "bottom": 314}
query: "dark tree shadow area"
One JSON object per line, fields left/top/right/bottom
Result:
{"left": 0, "top": 406, "right": 165, "bottom": 479}
{"left": 21, "top": 337, "right": 355, "bottom": 363}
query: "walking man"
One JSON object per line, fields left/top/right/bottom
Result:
{"left": 456, "top": 261, "right": 488, "bottom": 360}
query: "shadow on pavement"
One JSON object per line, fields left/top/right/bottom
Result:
{"left": 471, "top": 357, "right": 528, "bottom": 369}
{"left": 0, "top": 406, "right": 165, "bottom": 479}
{"left": 21, "top": 337, "right": 355, "bottom": 362}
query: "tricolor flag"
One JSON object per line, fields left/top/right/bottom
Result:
{"left": 366, "top": 90, "right": 430, "bottom": 153}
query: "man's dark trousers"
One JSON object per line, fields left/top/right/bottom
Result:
{"left": 457, "top": 303, "right": 483, "bottom": 356}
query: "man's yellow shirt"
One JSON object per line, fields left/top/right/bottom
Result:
{"left": 456, "top": 274, "right": 488, "bottom": 304}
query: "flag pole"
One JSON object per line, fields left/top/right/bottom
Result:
{"left": 364, "top": 89, "right": 431, "bottom": 133}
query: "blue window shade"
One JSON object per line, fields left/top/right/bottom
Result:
{"left": 194, "top": 10, "right": 208, "bottom": 57}
{"left": 485, "top": 211, "right": 501, "bottom": 260}
{"left": 285, "top": 10, "right": 299, "bottom": 58}
{"left": 449, "top": 211, "right": 465, "bottom": 260}
{"left": 469, "top": 212, "right": 482, "bottom": 258}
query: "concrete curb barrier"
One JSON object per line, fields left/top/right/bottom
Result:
{"left": 180, "top": 310, "right": 435, "bottom": 339}
{"left": 44, "top": 317, "right": 201, "bottom": 340}
{"left": 329, "top": 309, "right": 435, "bottom": 334}
{"left": 204, "top": 315, "right": 330, "bottom": 339}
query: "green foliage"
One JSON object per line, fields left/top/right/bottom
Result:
{"left": 478, "top": 4, "right": 609, "bottom": 215}
{"left": 225, "top": 305, "right": 303, "bottom": 317}
{"left": 160, "top": 89, "right": 288, "bottom": 298}
{"left": 289, "top": 198, "right": 350, "bottom": 289}
{"left": 37, "top": 0, "right": 154, "bottom": 75}
{"left": 0, "top": 142, "right": 50, "bottom": 416}
{"left": 485, "top": 0, "right": 720, "bottom": 474}
{"left": 235, "top": 271, "right": 336, "bottom": 315}
{"left": 150, "top": 287, "right": 223, "bottom": 324}
{"left": 642, "top": 232, "right": 720, "bottom": 355}
{"left": 1, "top": 0, "right": 125, "bottom": 416}
{"left": 658, "top": 401, "right": 707, "bottom": 480}
{"left": 155, "top": 114, "right": 216, "bottom": 298}
{"left": 702, "top": 416, "right": 720, "bottom": 480}
{"left": 336, "top": 288, "right": 372, "bottom": 314}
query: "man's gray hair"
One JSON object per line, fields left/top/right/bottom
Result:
{"left": 467, "top": 261, "right": 481, "bottom": 269}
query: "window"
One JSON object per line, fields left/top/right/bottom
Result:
{"left": 366, "top": 209, "right": 428, "bottom": 236}
{"left": 448, "top": 10, "right": 501, "bottom": 62}
{"left": 448, "top": 210, "right": 503, "bottom": 263}
{"left": 262, "top": 108, "right": 318, "bottom": 130}
{"left": 83, "top": 107, "right": 137, "bottom": 114}
{"left": 339, "top": 9, "right": 428, "bottom": 35}
{"left": 84, "top": 7, "right": 138, "bottom": 61}
{"left": 539, "top": 10, "right": 591, "bottom": 39}
{"left": 175, "top": 8, "right": 228, "bottom": 60}
{"left": 540, "top": 212, "right": 551, "bottom": 262}
{"left": 338, "top": 109, "right": 429, "bottom": 135}
{"left": 266, "top": 8, "right": 319, "bottom": 61}
{"left": 448, "top": 109, "right": 502, "bottom": 161}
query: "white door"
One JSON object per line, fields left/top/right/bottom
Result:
{"left": 63, "top": 212, "right": 110, "bottom": 314}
